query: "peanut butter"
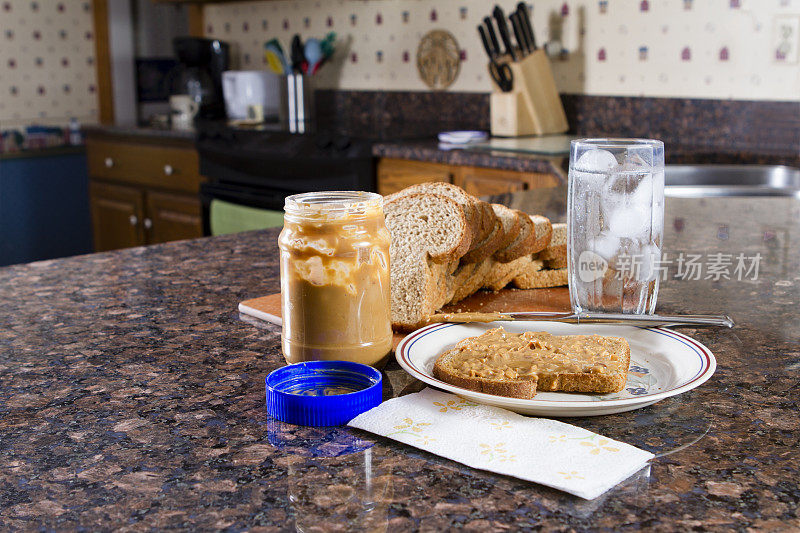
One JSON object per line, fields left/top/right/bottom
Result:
{"left": 447, "top": 328, "right": 625, "bottom": 380}
{"left": 279, "top": 192, "right": 392, "bottom": 367}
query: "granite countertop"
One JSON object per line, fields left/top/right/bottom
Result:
{"left": 1, "top": 191, "right": 799, "bottom": 530}
{"left": 83, "top": 124, "right": 197, "bottom": 143}
{"left": 373, "top": 139, "right": 569, "bottom": 176}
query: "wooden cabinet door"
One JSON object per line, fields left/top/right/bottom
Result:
{"left": 145, "top": 190, "right": 203, "bottom": 245}
{"left": 454, "top": 166, "right": 560, "bottom": 197}
{"left": 376, "top": 158, "right": 453, "bottom": 195}
{"left": 89, "top": 181, "right": 145, "bottom": 251}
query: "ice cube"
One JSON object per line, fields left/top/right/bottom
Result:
{"left": 606, "top": 205, "right": 651, "bottom": 240}
{"left": 620, "top": 153, "right": 652, "bottom": 171}
{"left": 575, "top": 149, "right": 618, "bottom": 173}
{"left": 592, "top": 231, "right": 622, "bottom": 261}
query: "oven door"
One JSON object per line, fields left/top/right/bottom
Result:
{"left": 200, "top": 182, "right": 287, "bottom": 236}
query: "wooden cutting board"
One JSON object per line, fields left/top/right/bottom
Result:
{"left": 239, "top": 288, "right": 571, "bottom": 351}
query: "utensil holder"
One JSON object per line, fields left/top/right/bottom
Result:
{"left": 282, "top": 74, "right": 315, "bottom": 134}
{"left": 489, "top": 50, "right": 568, "bottom": 137}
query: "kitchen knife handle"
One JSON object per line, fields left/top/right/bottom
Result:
{"left": 517, "top": 2, "right": 537, "bottom": 51}
{"left": 509, "top": 11, "right": 529, "bottom": 56}
{"left": 493, "top": 5, "right": 517, "bottom": 61}
{"left": 478, "top": 24, "right": 495, "bottom": 59}
{"left": 483, "top": 17, "right": 501, "bottom": 58}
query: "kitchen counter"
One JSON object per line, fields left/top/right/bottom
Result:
{"left": 373, "top": 139, "right": 568, "bottom": 176}
{"left": 82, "top": 124, "right": 197, "bottom": 144}
{"left": 1, "top": 190, "right": 799, "bottom": 530}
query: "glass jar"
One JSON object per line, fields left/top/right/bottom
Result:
{"left": 279, "top": 191, "right": 392, "bottom": 367}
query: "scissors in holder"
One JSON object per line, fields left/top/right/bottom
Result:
{"left": 489, "top": 59, "right": 513, "bottom": 92}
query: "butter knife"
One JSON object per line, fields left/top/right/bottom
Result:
{"left": 427, "top": 311, "right": 734, "bottom": 328}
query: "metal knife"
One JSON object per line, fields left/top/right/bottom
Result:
{"left": 516, "top": 2, "right": 537, "bottom": 51}
{"left": 427, "top": 311, "right": 735, "bottom": 328}
{"left": 493, "top": 5, "right": 517, "bottom": 61}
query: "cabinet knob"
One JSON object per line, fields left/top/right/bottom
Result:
{"left": 104, "top": 157, "right": 114, "bottom": 168}
{"left": 163, "top": 164, "right": 174, "bottom": 176}
{"left": 128, "top": 214, "right": 138, "bottom": 226}
{"left": 143, "top": 218, "right": 153, "bottom": 230}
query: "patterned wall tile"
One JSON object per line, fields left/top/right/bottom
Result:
{"left": 204, "top": 0, "right": 800, "bottom": 101}
{"left": 0, "top": 0, "right": 98, "bottom": 128}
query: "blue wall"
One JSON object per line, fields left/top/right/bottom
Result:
{"left": 0, "top": 151, "right": 93, "bottom": 267}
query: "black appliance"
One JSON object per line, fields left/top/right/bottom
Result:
{"left": 197, "top": 126, "right": 376, "bottom": 236}
{"left": 170, "top": 37, "right": 230, "bottom": 119}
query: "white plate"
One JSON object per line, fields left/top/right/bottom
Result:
{"left": 395, "top": 321, "right": 716, "bottom": 417}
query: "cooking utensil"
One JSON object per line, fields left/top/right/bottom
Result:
{"left": 290, "top": 34, "right": 306, "bottom": 74}
{"left": 493, "top": 5, "right": 516, "bottom": 61}
{"left": 427, "top": 311, "right": 735, "bottom": 328}
{"left": 509, "top": 11, "right": 529, "bottom": 56}
{"left": 482, "top": 16, "right": 501, "bottom": 57}
{"left": 478, "top": 23, "right": 495, "bottom": 58}
{"left": 517, "top": 1, "right": 537, "bottom": 50}
{"left": 264, "top": 39, "right": 288, "bottom": 75}
{"left": 304, "top": 38, "right": 323, "bottom": 75}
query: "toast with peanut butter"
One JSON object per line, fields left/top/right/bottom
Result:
{"left": 432, "top": 327, "right": 630, "bottom": 399}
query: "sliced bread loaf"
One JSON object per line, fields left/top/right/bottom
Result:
{"left": 384, "top": 193, "right": 471, "bottom": 328}
{"left": 483, "top": 256, "right": 543, "bottom": 291}
{"left": 513, "top": 267, "right": 568, "bottom": 289}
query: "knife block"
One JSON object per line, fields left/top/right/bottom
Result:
{"left": 489, "top": 50, "right": 568, "bottom": 137}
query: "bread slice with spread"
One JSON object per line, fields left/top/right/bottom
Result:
{"left": 433, "top": 327, "right": 630, "bottom": 399}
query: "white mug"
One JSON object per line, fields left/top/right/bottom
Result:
{"left": 170, "top": 95, "right": 199, "bottom": 130}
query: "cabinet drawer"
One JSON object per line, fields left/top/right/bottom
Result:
{"left": 454, "top": 166, "right": 560, "bottom": 197}
{"left": 377, "top": 158, "right": 453, "bottom": 195}
{"left": 87, "top": 138, "right": 203, "bottom": 193}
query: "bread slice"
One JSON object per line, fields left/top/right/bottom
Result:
{"left": 483, "top": 256, "right": 543, "bottom": 292}
{"left": 460, "top": 218, "right": 505, "bottom": 264}
{"left": 384, "top": 193, "right": 471, "bottom": 328}
{"left": 450, "top": 258, "right": 493, "bottom": 304}
{"left": 491, "top": 204, "right": 521, "bottom": 252}
{"left": 386, "top": 182, "right": 479, "bottom": 251}
{"left": 538, "top": 222, "right": 567, "bottom": 263}
{"left": 432, "top": 327, "right": 630, "bottom": 399}
{"left": 513, "top": 267, "right": 568, "bottom": 289}
{"left": 433, "top": 330, "right": 538, "bottom": 399}
{"left": 528, "top": 215, "right": 553, "bottom": 254}
{"left": 494, "top": 212, "right": 552, "bottom": 263}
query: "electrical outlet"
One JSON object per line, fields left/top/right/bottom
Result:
{"left": 772, "top": 15, "right": 800, "bottom": 63}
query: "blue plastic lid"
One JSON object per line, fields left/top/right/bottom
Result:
{"left": 265, "top": 361, "right": 383, "bottom": 426}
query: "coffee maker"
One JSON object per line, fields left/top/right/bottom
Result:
{"left": 170, "top": 37, "right": 230, "bottom": 120}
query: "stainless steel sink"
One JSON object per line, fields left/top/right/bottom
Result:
{"left": 665, "top": 165, "right": 800, "bottom": 198}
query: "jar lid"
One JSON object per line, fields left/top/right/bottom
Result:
{"left": 265, "top": 361, "right": 382, "bottom": 426}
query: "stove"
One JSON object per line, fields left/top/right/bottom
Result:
{"left": 196, "top": 124, "right": 375, "bottom": 235}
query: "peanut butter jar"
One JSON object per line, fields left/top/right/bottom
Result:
{"left": 279, "top": 191, "right": 392, "bottom": 367}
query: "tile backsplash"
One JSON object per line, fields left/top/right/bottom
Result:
{"left": 205, "top": 0, "right": 800, "bottom": 101}
{"left": 0, "top": 0, "right": 98, "bottom": 129}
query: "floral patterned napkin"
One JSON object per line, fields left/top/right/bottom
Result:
{"left": 348, "top": 388, "right": 654, "bottom": 500}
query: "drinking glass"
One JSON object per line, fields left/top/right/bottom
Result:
{"left": 567, "top": 139, "right": 665, "bottom": 314}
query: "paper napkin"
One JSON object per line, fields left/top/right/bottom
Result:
{"left": 348, "top": 389, "right": 654, "bottom": 500}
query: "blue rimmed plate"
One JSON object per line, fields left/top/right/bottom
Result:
{"left": 395, "top": 321, "right": 716, "bottom": 417}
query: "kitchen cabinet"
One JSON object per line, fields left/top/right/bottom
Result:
{"left": 145, "top": 190, "right": 203, "bottom": 244}
{"left": 377, "top": 157, "right": 559, "bottom": 196}
{"left": 86, "top": 131, "right": 205, "bottom": 252}
{"left": 89, "top": 181, "right": 145, "bottom": 251}
{"left": 376, "top": 158, "right": 452, "bottom": 195}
